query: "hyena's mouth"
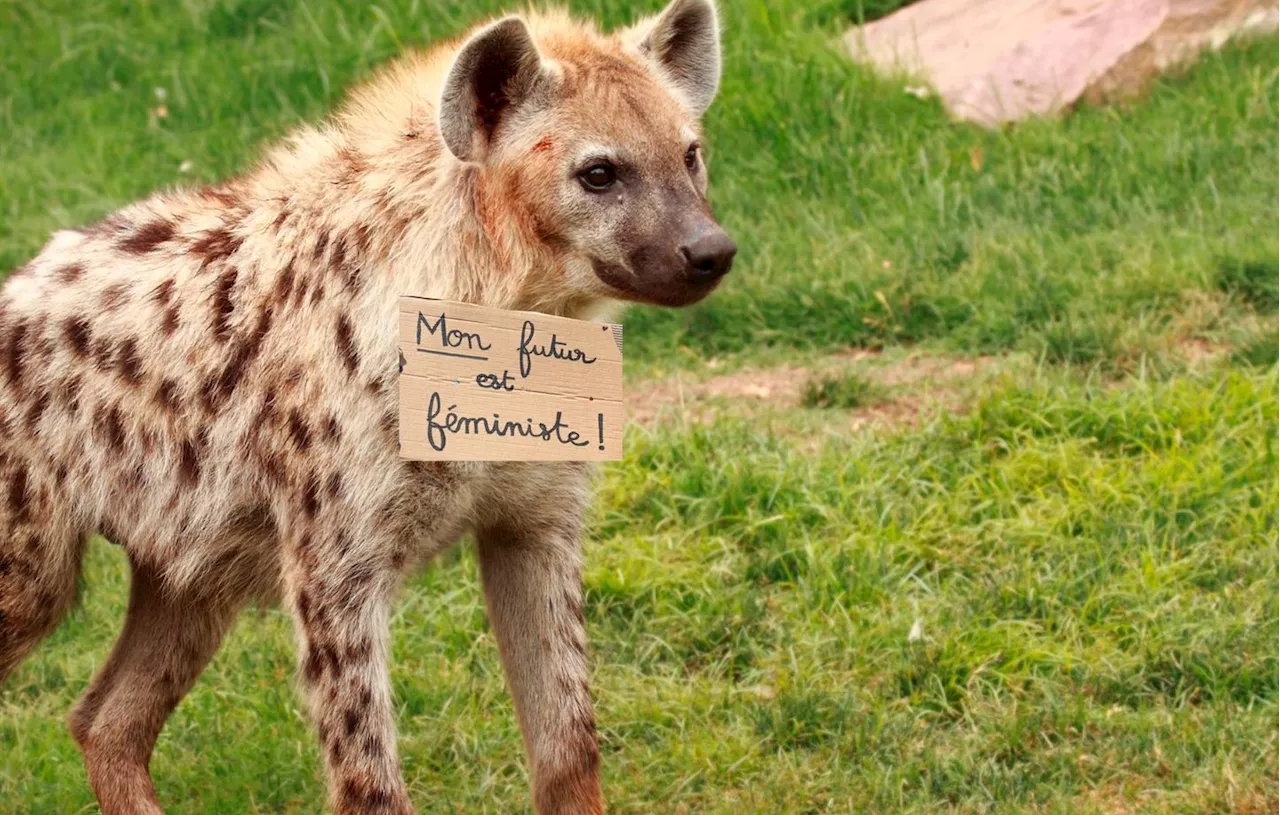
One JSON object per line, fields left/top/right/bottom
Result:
{"left": 590, "top": 256, "right": 728, "bottom": 308}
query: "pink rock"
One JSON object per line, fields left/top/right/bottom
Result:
{"left": 845, "top": 0, "right": 1279, "bottom": 126}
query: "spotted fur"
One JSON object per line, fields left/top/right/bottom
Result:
{"left": 0, "top": 2, "right": 730, "bottom": 813}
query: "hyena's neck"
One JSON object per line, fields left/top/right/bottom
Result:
{"left": 242, "top": 123, "right": 587, "bottom": 319}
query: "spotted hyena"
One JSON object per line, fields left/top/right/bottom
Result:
{"left": 0, "top": 1, "right": 734, "bottom": 813}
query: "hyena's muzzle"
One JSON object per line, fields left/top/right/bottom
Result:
{"left": 591, "top": 192, "right": 736, "bottom": 308}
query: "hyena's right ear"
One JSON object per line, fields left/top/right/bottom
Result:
{"left": 438, "top": 16, "right": 546, "bottom": 162}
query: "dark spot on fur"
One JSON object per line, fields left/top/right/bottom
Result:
{"left": 344, "top": 708, "right": 362, "bottom": 735}
{"left": 261, "top": 452, "right": 286, "bottom": 486}
{"left": 161, "top": 306, "right": 181, "bottom": 336}
{"left": 320, "top": 644, "right": 340, "bottom": 677}
{"left": 338, "top": 147, "right": 366, "bottom": 178}
{"left": 156, "top": 377, "right": 182, "bottom": 412}
{"left": 178, "top": 438, "right": 201, "bottom": 486}
{"left": 341, "top": 779, "right": 395, "bottom": 810}
{"left": 58, "top": 263, "right": 85, "bottom": 284}
{"left": 366, "top": 789, "right": 395, "bottom": 809}
{"left": 292, "top": 276, "right": 309, "bottom": 307}
{"left": 351, "top": 224, "right": 372, "bottom": 254}
{"left": 91, "top": 337, "right": 115, "bottom": 372}
{"left": 208, "top": 305, "right": 273, "bottom": 408}
{"left": 362, "top": 736, "right": 383, "bottom": 758}
{"left": 5, "top": 320, "right": 28, "bottom": 389}
{"left": 97, "top": 405, "right": 126, "bottom": 451}
{"left": 63, "top": 317, "right": 91, "bottom": 356}
{"left": 335, "top": 315, "right": 358, "bottom": 376}
{"left": 288, "top": 410, "right": 311, "bottom": 450}
{"left": 330, "top": 236, "right": 347, "bottom": 272}
{"left": 253, "top": 392, "right": 277, "bottom": 428}
{"left": 298, "top": 591, "right": 312, "bottom": 624}
{"left": 25, "top": 389, "right": 50, "bottom": 429}
{"left": 153, "top": 278, "right": 175, "bottom": 305}
{"left": 339, "top": 780, "right": 362, "bottom": 806}
{"left": 8, "top": 466, "right": 29, "bottom": 523}
{"left": 303, "top": 648, "right": 324, "bottom": 682}
{"left": 302, "top": 473, "right": 321, "bottom": 518}
{"left": 272, "top": 207, "right": 290, "bottom": 231}
{"left": 211, "top": 267, "right": 238, "bottom": 341}
{"left": 326, "top": 472, "right": 342, "bottom": 499}
{"left": 101, "top": 282, "right": 131, "bottom": 311}
{"left": 199, "top": 186, "right": 241, "bottom": 208}
{"left": 190, "top": 227, "right": 244, "bottom": 268}
{"left": 275, "top": 260, "right": 295, "bottom": 302}
{"left": 324, "top": 416, "right": 341, "bottom": 442}
{"left": 118, "top": 219, "right": 175, "bottom": 254}
{"left": 312, "top": 231, "right": 329, "bottom": 262}
{"left": 117, "top": 338, "right": 143, "bottom": 385}
{"left": 335, "top": 530, "right": 353, "bottom": 557}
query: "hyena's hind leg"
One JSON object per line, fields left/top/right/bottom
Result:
{"left": 68, "top": 554, "right": 253, "bottom": 815}
{"left": 0, "top": 454, "right": 87, "bottom": 683}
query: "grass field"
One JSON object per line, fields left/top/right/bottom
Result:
{"left": 2, "top": 0, "right": 1277, "bottom": 812}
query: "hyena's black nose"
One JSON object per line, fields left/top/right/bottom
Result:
{"left": 680, "top": 230, "right": 737, "bottom": 283}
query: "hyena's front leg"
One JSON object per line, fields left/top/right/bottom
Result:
{"left": 283, "top": 521, "right": 413, "bottom": 815}
{"left": 476, "top": 521, "right": 602, "bottom": 815}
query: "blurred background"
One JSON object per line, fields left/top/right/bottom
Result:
{"left": 1, "top": 0, "right": 1277, "bottom": 812}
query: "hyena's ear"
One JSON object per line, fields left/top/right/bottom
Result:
{"left": 438, "top": 16, "right": 546, "bottom": 162}
{"left": 625, "top": 0, "right": 722, "bottom": 115}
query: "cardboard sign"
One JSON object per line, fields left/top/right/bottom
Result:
{"left": 398, "top": 297, "right": 624, "bottom": 461}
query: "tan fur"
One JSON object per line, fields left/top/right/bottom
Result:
{"left": 0, "top": 3, "right": 728, "bottom": 813}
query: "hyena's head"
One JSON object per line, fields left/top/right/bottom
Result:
{"left": 438, "top": 0, "right": 735, "bottom": 308}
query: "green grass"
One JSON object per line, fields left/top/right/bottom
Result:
{"left": 5, "top": 367, "right": 1275, "bottom": 812}
{"left": 801, "top": 370, "right": 887, "bottom": 409}
{"left": 2, "top": 0, "right": 1277, "bottom": 812}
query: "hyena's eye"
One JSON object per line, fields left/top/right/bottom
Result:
{"left": 685, "top": 143, "right": 700, "bottom": 172}
{"left": 578, "top": 162, "right": 617, "bottom": 192}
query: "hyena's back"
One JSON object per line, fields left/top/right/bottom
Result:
{"left": 0, "top": 189, "right": 398, "bottom": 679}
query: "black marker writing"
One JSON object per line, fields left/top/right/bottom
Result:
{"left": 475, "top": 370, "right": 517, "bottom": 392}
{"left": 518, "top": 320, "right": 596, "bottom": 377}
{"left": 425, "top": 391, "right": 589, "bottom": 452}
{"left": 417, "top": 312, "right": 491, "bottom": 361}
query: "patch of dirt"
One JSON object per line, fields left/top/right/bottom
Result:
{"left": 1174, "top": 337, "right": 1231, "bottom": 365}
{"left": 628, "top": 350, "right": 994, "bottom": 430}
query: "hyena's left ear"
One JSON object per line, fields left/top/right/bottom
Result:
{"left": 439, "top": 16, "right": 547, "bottom": 162}
{"left": 625, "top": 0, "right": 722, "bottom": 115}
